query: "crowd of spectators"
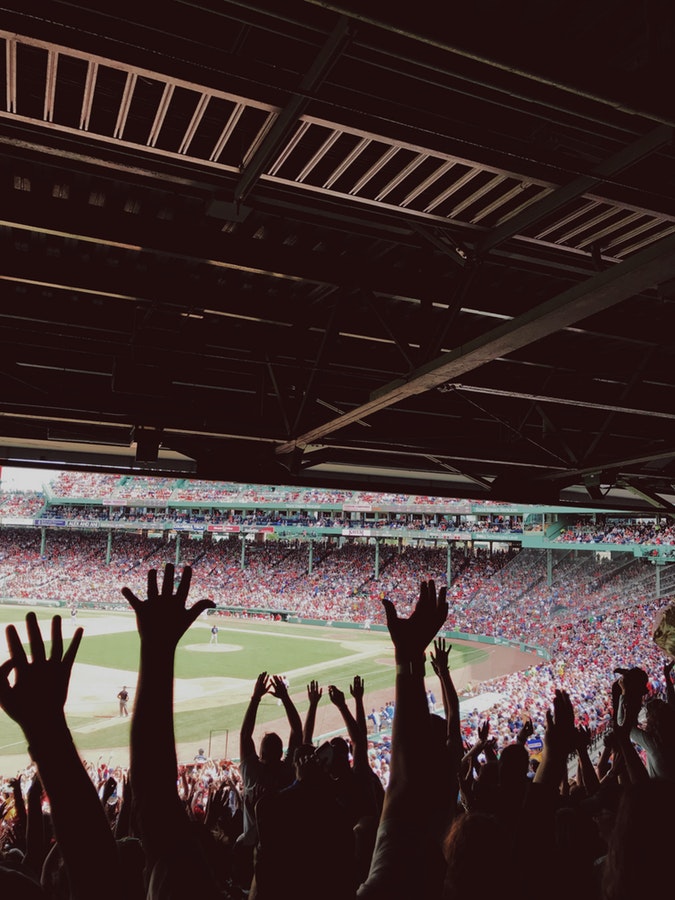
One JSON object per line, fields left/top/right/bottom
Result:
{"left": 2, "top": 480, "right": 675, "bottom": 896}
{"left": 32, "top": 505, "right": 526, "bottom": 536}
{"left": 0, "top": 530, "right": 669, "bottom": 637}
{"left": 45, "top": 473, "right": 483, "bottom": 511}
{"left": 556, "top": 518, "right": 675, "bottom": 545}
{"left": 0, "top": 560, "right": 672, "bottom": 899}
{"left": 0, "top": 493, "right": 44, "bottom": 518}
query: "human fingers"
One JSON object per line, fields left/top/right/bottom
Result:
{"left": 176, "top": 565, "right": 193, "bottom": 604}
{"left": 121, "top": 587, "right": 142, "bottom": 614}
{"left": 5, "top": 625, "right": 27, "bottom": 669}
{"left": 25, "top": 613, "right": 46, "bottom": 665}
{"left": 51, "top": 615, "right": 63, "bottom": 662}
{"left": 62, "top": 627, "right": 84, "bottom": 673}
{"left": 160, "top": 564, "right": 175, "bottom": 600}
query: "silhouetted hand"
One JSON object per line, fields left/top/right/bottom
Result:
{"left": 543, "top": 689, "right": 576, "bottom": 756}
{"left": 0, "top": 613, "right": 82, "bottom": 737}
{"left": 516, "top": 717, "right": 534, "bottom": 744}
{"left": 101, "top": 777, "right": 117, "bottom": 806}
{"left": 574, "top": 725, "right": 592, "bottom": 753}
{"left": 477, "top": 720, "right": 490, "bottom": 744}
{"left": 121, "top": 564, "right": 214, "bottom": 652}
{"left": 430, "top": 637, "right": 451, "bottom": 675}
{"left": 269, "top": 675, "right": 289, "bottom": 701}
{"left": 205, "top": 782, "right": 230, "bottom": 830}
{"left": 382, "top": 580, "right": 448, "bottom": 662}
{"left": 328, "top": 685, "right": 346, "bottom": 708}
{"left": 350, "top": 676, "right": 364, "bottom": 700}
{"left": 307, "top": 680, "right": 322, "bottom": 705}
{"left": 252, "top": 672, "right": 270, "bottom": 701}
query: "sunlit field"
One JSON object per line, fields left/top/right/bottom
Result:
{"left": 0, "top": 605, "right": 488, "bottom": 770}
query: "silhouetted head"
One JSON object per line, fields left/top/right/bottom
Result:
{"left": 260, "top": 732, "right": 283, "bottom": 763}
{"left": 328, "top": 736, "right": 351, "bottom": 776}
{"left": 443, "top": 812, "right": 508, "bottom": 898}
{"left": 293, "top": 743, "right": 327, "bottom": 782}
{"left": 498, "top": 742, "right": 529, "bottom": 787}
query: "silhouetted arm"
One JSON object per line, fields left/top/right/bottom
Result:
{"left": 122, "top": 563, "right": 220, "bottom": 896}
{"left": 357, "top": 581, "right": 448, "bottom": 899}
{"left": 269, "top": 675, "right": 302, "bottom": 758}
{"left": 611, "top": 676, "right": 649, "bottom": 785}
{"left": 430, "top": 637, "right": 463, "bottom": 771}
{"left": 0, "top": 613, "right": 121, "bottom": 900}
{"left": 380, "top": 581, "right": 448, "bottom": 820}
{"left": 241, "top": 673, "right": 269, "bottom": 759}
{"left": 533, "top": 690, "right": 575, "bottom": 789}
{"left": 303, "top": 679, "right": 323, "bottom": 744}
{"left": 574, "top": 725, "right": 600, "bottom": 796}
{"left": 24, "top": 774, "right": 47, "bottom": 879}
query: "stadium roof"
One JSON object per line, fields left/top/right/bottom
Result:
{"left": 2, "top": 1, "right": 675, "bottom": 512}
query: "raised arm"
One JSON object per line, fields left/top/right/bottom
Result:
{"left": 357, "top": 581, "right": 448, "bottom": 899}
{"left": 380, "top": 580, "right": 448, "bottom": 819}
{"left": 533, "top": 689, "right": 576, "bottom": 789}
{"left": 429, "top": 637, "right": 463, "bottom": 769}
{"left": 122, "top": 563, "right": 219, "bottom": 895}
{"left": 611, "top": 674, "right": 650, "bottom": 785}
{"left": 0, "top": 613, "right": 121, "bottom": 900}
{"left": 349, "top": 676, "right": 370, "bottom": 772}
{"left": 574, "top": 725, "right": 600, "bottom": 796}
{"left": 596, "top": 731, "right": 615, "bottom": 782}
{"left": 240, "top": 672, "right": 269, "bottom": 759}
{"left": 269, "top": 674, "right": 303, "bottom": 758}
{"left": 24, "top": 773, "right": 48, "bottom": 879}
{"left": 303, "top": 679, "right": 323, "bottom": 744}
{"left": 516, "top": 717, "right": 534, "bottom": 746}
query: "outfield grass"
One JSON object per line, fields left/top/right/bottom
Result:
{"left": 0, "top": 605, "right": 489, "bottom": 764}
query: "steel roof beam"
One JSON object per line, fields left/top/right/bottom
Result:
{"left": 276, "top": 229, "right": 675, "bottom": 454}
{"left": 233, "top": 15, "right": 354, "bottom": 204}
{"left": 477, "top": 125, "right": 673, "bottom": 255}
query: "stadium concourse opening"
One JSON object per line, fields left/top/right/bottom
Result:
{"left": 0, "top": 468, "right": 674, "bottom": 898}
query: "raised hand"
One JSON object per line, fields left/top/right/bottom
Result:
{"left": 574, "top": 725, "right": 592, "bottom": 753}
{"left": 0, "top": 613, "right": 82, "bottom": 737}
{"left": 328, "top": 684, "right": 346, "bottom": 708}
{"left": 543, "top": 689, "right": 576, "bottom": 756}
{"left": 121, "top": 563, "right": 214, "bottom": 652}
{"left": 350, "top": 675, "right": 364, "bottom": 700}
{"left": 516, "top": 717, "right": 534, "bottom": 744}
{"left": 430, "top": 636, "right": 451, "bottom": 675}
{"left": 382, "top": 579, "right": 448, "bottom": 662}
{"left": 307, "top": 679, "right": 323, "bottom": 705}
{"left": 477, "top": 719, "right": 490, "bottom": 744}
{"left": 101, "top": 776, "right": 117, "bottom": 806}
{"left": 252, "top": 672, "right": 270, "bottom": 701}
{"left": 269, "top": 675, "right": 289, "bottom": 700}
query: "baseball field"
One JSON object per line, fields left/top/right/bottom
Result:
{"left": 0, "top": 604, "right": 501, "bottom": 776}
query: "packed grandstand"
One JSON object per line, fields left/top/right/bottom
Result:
{"left": 0, "top": 471, "right": 673, "bottom": 745}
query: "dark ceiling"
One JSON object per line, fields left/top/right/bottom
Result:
{"left": 2, "top": 0, "right": 675, "bottom": 511}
